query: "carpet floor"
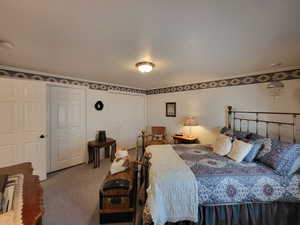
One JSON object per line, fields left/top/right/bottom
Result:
{"left": 41, "top": 158, "right": 132, "bottom": 225}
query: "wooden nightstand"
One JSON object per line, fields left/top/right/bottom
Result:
{"left": 172, "top": 135, "right": 199, "bottom": 144}
{"left": 88, "top": 138, "right": 116, "bottom": 168}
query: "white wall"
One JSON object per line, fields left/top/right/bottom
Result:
{"left": 87, "top": 89, "right": 146, "bottom": 157}
{"left": 147, "top": 79, "right": 300, "bottom": 145}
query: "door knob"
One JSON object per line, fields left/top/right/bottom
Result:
{"left": 40, "top": 134, "right": 45, "bottom": 139}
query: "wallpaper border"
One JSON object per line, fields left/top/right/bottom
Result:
{"left": 1, "top": 68, "right": 300, "bottom": 95}
{"left": 0, "top": 69, "right": 147, "bottom": 94}
{"left": 146, "top": 69, "right": 300, "bottom": 95}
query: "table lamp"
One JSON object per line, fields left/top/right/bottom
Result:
{"left": 184, "top": 117, "right": 199, "bottom": 137}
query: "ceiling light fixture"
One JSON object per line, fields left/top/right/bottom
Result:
{"left": 136, "top": 61, "right": 155, "bottom": 73}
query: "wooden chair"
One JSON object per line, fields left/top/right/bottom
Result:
{"left": 146, "top": 126, "right": 168, "bottom": 146}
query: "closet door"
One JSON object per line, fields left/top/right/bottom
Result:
{"left": 0, "top": 78, "right": 18, "bottom": 168}
{"left": 50, "top": 86, "right": 86, "bottom": 172}
{"left": 0, "top": 78, "right": 47, "bottom": 180}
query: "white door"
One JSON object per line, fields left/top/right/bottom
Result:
{"left": 50, "top": 86, "right": 86, "bottom": 172}
{"left": 0, "top": 78, "right": 47, "bottom": 180}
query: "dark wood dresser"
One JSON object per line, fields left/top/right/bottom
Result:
{"left": 0, "top": 162, "right": 44, "bottom": 225}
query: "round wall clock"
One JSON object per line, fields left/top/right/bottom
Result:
{"left": 95, "top": 100, "right": 104, "bottom": 111}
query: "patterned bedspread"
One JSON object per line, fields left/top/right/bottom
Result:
{"left": 172, "top": 144, "right": 300, "bottom": 206}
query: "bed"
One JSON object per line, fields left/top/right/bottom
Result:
{"left": 138, "top": 106, "right": 300, "bottom": 225}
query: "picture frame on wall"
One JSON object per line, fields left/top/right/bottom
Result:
{"left": 166, "top": 102, "right": 176, "bottom": 117}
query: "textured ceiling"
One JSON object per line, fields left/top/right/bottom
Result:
{"left": 0, "top": 0, "right": 300, "bottom": 89}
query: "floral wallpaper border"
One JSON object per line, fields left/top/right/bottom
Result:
{"left": 146, "top": 69, "right": 300, "bottom": 95}
{"left": 1, "top": 68, "right": 300, "bottom": 95}
{"left": 0, "top": 69, "right": 147, "bottom": 94}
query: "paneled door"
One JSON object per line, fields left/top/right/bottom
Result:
{"left": 0, "top": 78, "right": 47, "bottom": 180}
{"left": 50, "top": 86, "right": 86, "bottom": 172}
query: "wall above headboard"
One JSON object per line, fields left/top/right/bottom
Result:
{"left": 147, "top": 79, "right": 300, "bottom": 145}
{"left": 146, "top": 69, "right": 300, "bottom": 95}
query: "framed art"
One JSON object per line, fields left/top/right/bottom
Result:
{"left": 166, "top": 102, "right": 176, "bottom": 117}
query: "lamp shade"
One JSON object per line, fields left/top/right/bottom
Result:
{"left": 184, "top": 117, "right": 199, "bottom": 126}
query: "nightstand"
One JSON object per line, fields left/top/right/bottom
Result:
{"left": 172, "top": 135, "right": 199, "bottom": 144}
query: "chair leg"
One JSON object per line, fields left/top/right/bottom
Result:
{"left": 88, "top": 146, "right": 92, "bottom": 163}
{"left": 99, "top": 148, "right": 101, "bottom": 167}
{"left": 94, "top": 147, "right": 98, "bottom": 168}
{"left": 92, "top": 148, "right": 95, "bottom": 164}
{"left": 104, "top": 146, "right": 110, "bottom": 158}
{"left": 111, "top": 142, "right": 116, "bottom": 162}
{"left": 93, "top": 148, "right": 96, "bottom": 168}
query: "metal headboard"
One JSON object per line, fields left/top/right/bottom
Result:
{"left": 227, "top": 106, "right": 300, "bottom": 143}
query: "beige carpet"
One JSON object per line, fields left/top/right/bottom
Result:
{"left": 41, "top": 158, "right": 132, "bottom": 225}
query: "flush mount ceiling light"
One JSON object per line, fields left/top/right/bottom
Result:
{"left": 136, "top": 61, "right": 155, "bottom": 73}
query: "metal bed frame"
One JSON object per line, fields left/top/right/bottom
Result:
{"left": 135, "top": 106, "right": 300, "bottom": 224}
{"left": 227, "top": 106, "right": 300, "bottom": 143}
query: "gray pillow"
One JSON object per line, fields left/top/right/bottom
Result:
{"left": 257, "top": 139, "right": 300, "bottom": 176}
{"left": 243, "top": 139, "right": 264, "bottom": 162}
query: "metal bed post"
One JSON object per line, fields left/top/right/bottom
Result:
{"left": 227, "top": 106, "right": 232, "bottom": 129}
{"left": 293, "top": 114, "right": 296, "bottom": 144}
{"left": 255, "top": 112, "right": 259, "bottom": 135}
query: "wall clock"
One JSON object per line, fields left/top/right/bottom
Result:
{"left": 95, "top": 100, "right": 104, "bottom": 111}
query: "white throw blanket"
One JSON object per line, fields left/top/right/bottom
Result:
{"left": 146, "top": 145, "right": 198, "bottom": 225}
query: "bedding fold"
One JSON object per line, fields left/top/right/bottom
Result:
{"left": 146, "top": 145, "right": 198, "bottom": 225}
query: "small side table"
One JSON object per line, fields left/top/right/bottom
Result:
{"left": 88, "top": 138, "right": 116, "bottom": 168}
{"left": 172, "top": 135, "right": 199, "bottom": 144}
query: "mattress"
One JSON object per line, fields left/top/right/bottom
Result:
{"left": 172, "top": 144, "right": 300, "bottom": 206}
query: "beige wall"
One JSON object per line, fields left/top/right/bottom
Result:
{"left": 87, "top": 89, "right": 146, "bottom": 158}
{"left": 147, "top": 79, "right": 300, "bottom": 145}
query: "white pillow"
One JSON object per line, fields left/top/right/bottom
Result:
{"left": 153, "top": 134, "right": 163, "bottom": 140}
{"left": 213, "top": 134, "right": 232, "bottom": 156}
{"left": 227, "top": 140, "right": 253, "bottom": 162}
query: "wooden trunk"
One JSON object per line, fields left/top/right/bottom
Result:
{"left": 99, "top": 162, "right": 136, "bottom": 224}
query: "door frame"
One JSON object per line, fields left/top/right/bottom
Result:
{"left": 46, "top": 82, "right": 88, "bottom": 173}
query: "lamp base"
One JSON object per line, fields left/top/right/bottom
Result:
{"left": 189, "top": 126, "right": 192, "bottom": 137}
{"left": 185, "top": 127, "right": 193, "bottom": 138}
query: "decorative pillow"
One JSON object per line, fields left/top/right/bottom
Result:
{"left": 255, "top": 138, "right": 272, "bottom": 159}
{"left": 243, "top": 138, "right": 264, "bottom": 162}
{"left": 227, "top": 140, "right": 253, "bottom": 162}
{"left": 213, "top": 134, "right": 232, "bottom": 156}
{"left": 257, "top": 139, "right": 300, "bottom": 176}
{"left": 153, "top": 134, "right": 163, "bottom": 141}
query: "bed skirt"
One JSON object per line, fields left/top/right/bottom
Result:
{"left": 161, "top": 202, "right": 300, "bottom": 225}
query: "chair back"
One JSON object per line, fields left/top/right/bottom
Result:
{"left": 151, "top": 126, "right": 166, "bottom": 137}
